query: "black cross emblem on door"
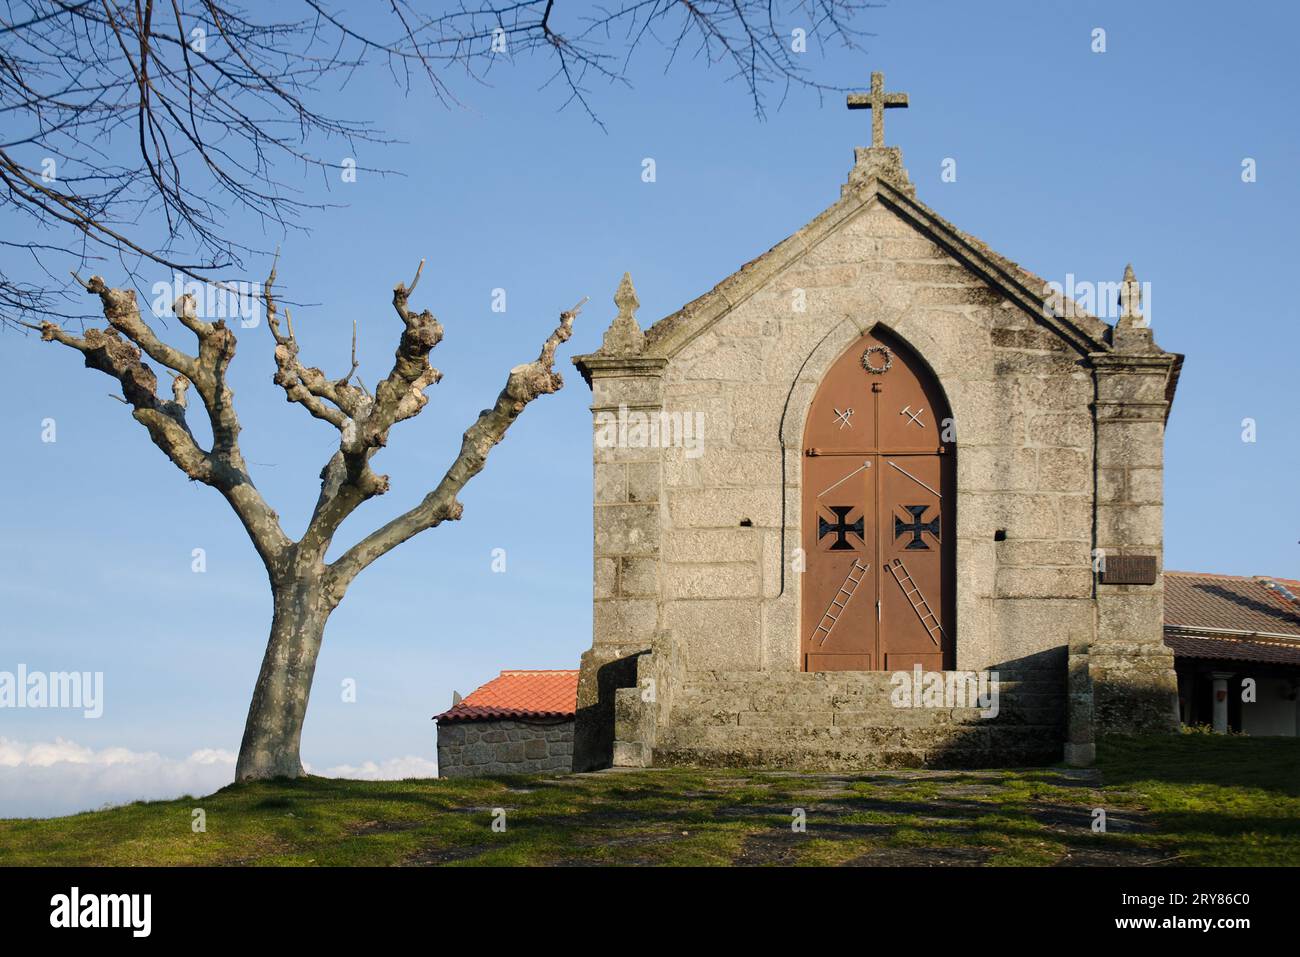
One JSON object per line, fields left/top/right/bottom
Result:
{"left": 894, "top": 505, "right": 940, "bottom": 550}
{"left": 818, "top": 505, "right": 864, "bottom": 551}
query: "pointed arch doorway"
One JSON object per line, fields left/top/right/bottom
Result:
{"left": 801, "top": 328, "right": 956, "bottom": 672}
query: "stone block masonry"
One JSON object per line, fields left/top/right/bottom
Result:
{"left": 437, "top": 719, "right": 574, "bottom": 778}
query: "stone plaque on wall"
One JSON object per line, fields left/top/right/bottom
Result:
{"left": 1100, "top": 555, "right": 1159, "bottom": 585}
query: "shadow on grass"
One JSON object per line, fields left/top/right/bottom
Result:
{"left": 1098, "top": 734, "right": 1300, "bottom": 795}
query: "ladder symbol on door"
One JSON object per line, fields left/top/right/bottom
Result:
{"left": 887, "top": 558, "right": 944, "bottom": 646}
{"left": 813, "top": 560, "right": 870, "bottom": 646}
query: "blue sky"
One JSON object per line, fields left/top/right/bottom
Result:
{"left": 1, "top": 1, "right": 1297, "bottom": 816}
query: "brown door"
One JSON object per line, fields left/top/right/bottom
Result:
{"left": 801, "top": 329, "right": 955, "bottom": 672}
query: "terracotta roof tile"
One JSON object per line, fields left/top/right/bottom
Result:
{"left": 1260, "top": 578, "right": 1300, "bottom": 615}
{"left": 1164, "top": 632, "right": 1300, "bottom": 666}
{"left": 434, "top": 670, "right": 578, "bottom": 724}
{"left": 1163, "top": 571, "right": 1300, "bottom": 638}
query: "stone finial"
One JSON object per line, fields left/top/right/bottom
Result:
{"left": 1118, "top": 263, "right": 1142, "bottom": 324}
{"left": 844, "top": 146, "right": 914, "bottom": 196}
{"left": 599, "top": 271, "right": 645, "bottom": 355}
{"left": 1112, "top": 263, "right": 1156, "bottom": 353}
{"left": 614, "top": 271, "right": 639, "bottom": 317}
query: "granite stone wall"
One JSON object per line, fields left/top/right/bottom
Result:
{"left": 581, "top": 194, "right": 1100, "bottom": 684}
{"left": 437, "top": 718, "right": 574, "bottom": 778}
{"left": 653, "top": 200, "right": 1098, "bottom": 680}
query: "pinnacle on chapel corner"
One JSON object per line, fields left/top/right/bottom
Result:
{"left": 615, "top": 271, "right": 639, "bottom": 317}
{"left": 1118, "top": 263, "right": 1142, "bottom": 323}
{"left": 600, "top": 271, "right": 645, "bottom": 356}
{"left": 1112, "top": 262, "right": 1158, "bottom": 354}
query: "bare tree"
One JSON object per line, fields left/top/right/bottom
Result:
{"left": 32, "top": 261, "right": 585, "bottom": 778}
{"left": 6, "top": 0, "right": 874, "bottom": 779}
{"left": 1, "top": 0, "right": 873, "bottom": 326}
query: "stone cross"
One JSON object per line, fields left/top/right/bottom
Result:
{"left": 847, "top": 71, "right": 909, "bottom": 147}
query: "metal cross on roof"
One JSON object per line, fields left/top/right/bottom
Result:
{"left": 847, "top": 71, "right": 909, "bottom": 148}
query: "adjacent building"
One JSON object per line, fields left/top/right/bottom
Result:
{"left": 1164, "top": 572, "right": 1300, "bottom": 736}
{"left": 434, "top": 670, "right": 578, "bottom": 778}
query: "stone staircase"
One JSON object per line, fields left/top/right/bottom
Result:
{"left": 650, "top": 667, "right": 1065, "bottom": 770}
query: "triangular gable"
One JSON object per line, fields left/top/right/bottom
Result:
{"left": 639, "top": 175, "right": 1113, "bottom": 360}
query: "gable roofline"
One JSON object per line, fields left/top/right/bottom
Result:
{"left": 876, "top": 180, "right": 1112, "bottom": 354}
{"left": 624, "top": 174, "right": 1113, "bottom": 365}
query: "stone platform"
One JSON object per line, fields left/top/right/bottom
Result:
{"left": 627, "top": 669, "right": 1066, "bottom": 771}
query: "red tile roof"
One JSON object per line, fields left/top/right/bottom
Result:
{"left": 1165, "top": 632, "right": 1300, "bottom": 666}
{"left": 433, "top": 670, "right": 579, "bottom": 724}
{"left": 1163, "top": 571, "right": 1300, "bottom": 665}
{"left": 1263, "top": 578, "right": 1300, "bottom": 614}
{"left": 1164, "top": 571, "right": 1300, "bottom": 638}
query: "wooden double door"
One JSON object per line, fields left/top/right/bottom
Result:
{"left": 800, "top": 330, "right": 955, "bottom": 672}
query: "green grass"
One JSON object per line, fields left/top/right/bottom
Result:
{"left": 1091, "top": 732, "right": 1300, "bottom": 866}
{"left": 1, "top": 734, "right": 1295, "bottom": 866}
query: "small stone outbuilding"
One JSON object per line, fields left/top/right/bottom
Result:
{"left": 434, "top": 670, "right": 578, "bottom": 777}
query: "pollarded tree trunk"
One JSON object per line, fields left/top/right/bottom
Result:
{"left": 235, "top": 578, "right": 335, "bottom": 780}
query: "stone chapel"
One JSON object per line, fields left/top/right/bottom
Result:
{"left": 569, "top": 73, "right": 1184, "bottom": 772}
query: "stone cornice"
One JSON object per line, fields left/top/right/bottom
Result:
{"left": 572, "top": 353, "right": 667, "bottom": 388}
{"left": 1089, "top": 352, "right": 1176, "bottom": 371}
{"left": 1089, "top": 351, "right": 1180, "bottom": 425}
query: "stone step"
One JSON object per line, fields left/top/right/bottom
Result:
{"left": 687, "top": 665, "right": 1066, "bottom": 680}
{"left": 651, "top": 668, "right": 1068, "bottom": 771}
{"left": 678, "top": 684, "right": 1064, "bottom": 704}
{"left": 659, "top": 722, "right": 1062, "bottom": 753}
{"left": 671, "top": 705, "right": 1064, "bottom": 730}
{"left": 675, "top": 708, "right": 977, "bottom": 729}
{"left": 675, "top": 687, "right": 1065, "bottom": 722}
{"left": 681, "top": 672, "right": 1064, "bottom": 696}
{"left": 652, "top": 740, "right": 1064, "bottom": 772}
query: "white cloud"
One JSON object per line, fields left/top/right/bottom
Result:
{"left": 315, "top": 755, "right": 439, "bottom": 780}
{"left": 0, "top": 737, "right": 236, "bottom": 819}
{"left": 0, "top": 738, "right": 440, "bottom": 819}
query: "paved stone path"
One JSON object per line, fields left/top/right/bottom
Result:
{"left": 413, "top": 766, "right": 1174, "bottom": 867}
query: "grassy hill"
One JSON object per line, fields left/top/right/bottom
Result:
{"left": 1, "top": 734, "right": 1295, "bottom": 866}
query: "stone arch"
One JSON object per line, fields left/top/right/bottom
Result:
{"left": 793, "top": 321, "right": 958, "bottom": 671}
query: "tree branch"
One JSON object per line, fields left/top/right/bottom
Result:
{"left": 264, "top": 256, "right": 359, "bottom": 431}
{"left": 326, "top": 295, "right": 584, "bottom": 591}
{"left": 37, "top": 278, "right": 291, "bottom": 570}
{"left": 2, "top": 2, "right": 874, "bottom": 327}
{"left": 296, "top": 260, "right": 451, "bottom": 561}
